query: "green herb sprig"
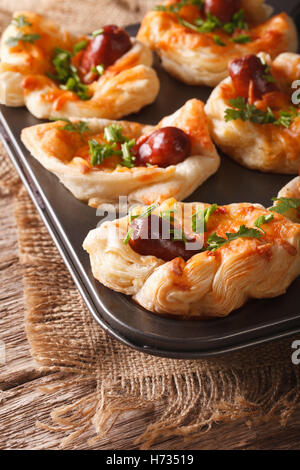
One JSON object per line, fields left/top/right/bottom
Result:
{"left": 225, "top": 97, "right": 299, "bottom": 129}
{"left": 91, "top": 64, "right": 105, "bottom": 76}
{"left": 6, "top": 32, "right": 41, "bottom": 47}
{"left": 223, "top": 10, "right": 248, "bottom": 34}
{"left": 124, "top": 203, "right": 159, "bottom": 245}
{"left": 192, "top": 204, "right": 218, "bottom": 233}
{"left": 88, "top": 139, "right": 118, "bottom": 166}
{"left": 231, "top": 34, "right": 251, "bottom": 44}
{"left": 7, "top": 15, "right": 40, "bottom": 47}
{"left": 269, "top": 198, "right": 300, "bottom": 215}
{"left": 155, "top": 0, "right": 204, "bottom": 14}
{"left": 73, "top": 40, "right": 88, "bottom": 54}
{"left": 88, "top": 124, "right": 137, "bottom": 169}
{"left": 207, "top": 225, "right": 263, "bottom": 251}
{"left": 104, "top": 124, "right": 129, "bottom": 144}
{"left": 213, "top": 35, "right": 226, "bottom": 46}
{"left": 104, "top": 124, "right": 136, "bottom": 168}
{"left": 155, "top": 4, "right": 249, "bottom": 39}
{"left": 11, "top": 15, "right": 32, "bottom": 28}
{"left": 254, "top": 214, "right": 274, "bottom": 234}
{"left": 47, "top": 48, "right": 91, "bottom": 100}
{"left": 92, "top": 28, "right": 104, "bottom": 37}
{"left": 52, "top": 118, "right": 89, "bottom": 138}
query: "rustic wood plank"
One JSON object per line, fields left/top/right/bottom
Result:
{"left": 1, "top": 371, "right": 300, "bottom": 449}
{"left": 0, "top": 190, "right": 41, "bottom": 388}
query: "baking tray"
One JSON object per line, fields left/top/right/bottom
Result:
{"left": 1, "top": 0, "right": 300, "bottom": 359}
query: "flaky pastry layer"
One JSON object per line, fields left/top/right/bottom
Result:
{"left": 205, "top": 53, "right": 300, "bottom": 174}
{"left": 83, "top": 197, "right": 300, "bottom": 318}
{"left": 137, "top": 1, "right": 297, "bottom": 87}
{"left": 21, "top": 99, "right": 220, "bottom": 207}
{"left": 0, "top": 11, "right": 159, "bottom": 119}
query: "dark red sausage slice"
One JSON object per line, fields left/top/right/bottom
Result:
{"left": 80, "top": 25, "right": 132, "bottom": 77}
{"left": 129, "top": 214, "right": 202, "bottom": 262}
{"left": 134, "top": 127, "right": 191, "bottom": 168}
{"left": 204, "top": 0, "right": 242, "bottom": 23}
{"left": 229, "top": 55, "right": 277, "bottom": 102}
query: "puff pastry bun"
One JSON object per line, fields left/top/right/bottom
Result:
{"left": 83, "top": 197, "right": 300, "bottom": 318}
{"left": 205, "top": 53, "right": 300, "bottom": 174}
{"left": 0, "top": 11, "right": 159, "bottom": 119}
{"left": 21, "top": 99, "right": 220, "bottom": 208}
{"left": 137, "top": 0, "right": 297, "bottom": 87}
{"left": 277, "top": 176, "right": 300, "bottom": 223}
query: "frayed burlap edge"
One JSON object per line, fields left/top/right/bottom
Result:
{"left": 1, "top": 148, "right": 300, "bottom": 449}
{"left": 34, "top": 367, "right": 300, "bottom": 449}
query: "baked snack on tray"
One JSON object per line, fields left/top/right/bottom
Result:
{"left": 83, "top": 196, "right": 300, "bottom": 318}
{"left": 0, "top": 11, "right": 159, "bottom": 119}
{"left": 275, "top": 174, "right": 300, "bottom": 223}
{"left": 137, "top": 0, "right": 297, "bottom": 87}
{"left": 205, "top": 53, "right": 300, "bottom": 174}
{"left": 21, "top": 99, "right": 220, "bottom": 208}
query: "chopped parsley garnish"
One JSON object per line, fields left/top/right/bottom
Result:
{"left": 47, "top": 48, "right": 91, "bottom": 100}
{"left": 6, "top": 32, "right": 41, "bottom": 47}
{"left": 231, "top": 34, "right": 251, "bottom": 44}
{"left": 223, "top": 10, "right": 248, "bottom": 34}
{"left": 54, "top": 118, "right": 89, "bottom": 137}
{"left": 92, "top": 28, "right": 104, "bottom": 37}
{"left": 104, "top": 124, "right": 128, "bottom": 143}
{"left": 192, "top": 204, "right": 218, "bottom": 233}
{"left": 154, "top": 4, "right": 249, "bottom": 39}
{"left": 104, "top": 124, "right": 136, "bottom": 168}
{"left": 11, "top": 15, "right": 32, "bottom": 28}
{"left": 48, "top": 48, "right": 72, "bottom": 82}
{"left": 124, "top": 204, "right": 159, "bottom": 245}
{"left": 193, "top": 13, "right": 222, "bottom": 32}
{"left": 73, "top": 40, "right": 88, "bottom": 54}
{"left": 91, "top": 64, "right": 105, "bottom": 76}
{"left": 274, "top": 109, "right": 299, "bottom": 129}
{"left": 155, "top": 0, "right": 204, "bottom": 13}
{"left": 254, "top": 213, "right": 274, "bottom": 234}
{"left": 7, "top": 14, "right": 40, "bottom": 48}
{"left": 89, "top": 124, "right": 136, "bottom": 169}
{"left": 214, "top": 35, "right": 226, "bottom": 46}
{"left": 121, "top": 140, "right": 136, "bottom": 168}
{"left": 225, "top": 97, "right": 299, "bottom": 128}
{"left": 269, "top": 197, "right": 300, "bottom": 215}
{"left": 88, "top": 139, "right": 117, "bottom": 166}
{"left": 207, "top": 225, "right": 263, "bottom": 251}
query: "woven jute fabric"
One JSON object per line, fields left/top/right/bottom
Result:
{"left": 1, "top": 0, "right": 300, "bottom": 449}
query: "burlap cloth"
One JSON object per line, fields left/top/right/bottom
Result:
{"left": 1, "top": 0, "right": 300, "bottom": 450}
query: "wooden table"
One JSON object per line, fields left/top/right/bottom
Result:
{"left": 1, "top": 201, "right": 300, "bottom": 450}
{"left": 1, "top": 0, "right": 300, "bottom": 450}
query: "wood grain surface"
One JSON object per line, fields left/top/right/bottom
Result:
{"left": 0, "top": 0, "right": 300, "bottom": 450}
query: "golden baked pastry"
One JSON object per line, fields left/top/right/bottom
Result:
{"left": 137, "top": 0, "right": 297, "bottom": 87}
{"left": 275, "top": 175, "right": 300, "bottom": 223}
{"left": 21, "top": 99, "right": 220, "bottom": 208}
{"left": 205, "top": 53, "right": 300, "bottom": 174}
{"left": 83, "top": 197, "right": 300, "bottom": 318}
{"left": 0, "top": 11, "right": 159, "bottom": 119}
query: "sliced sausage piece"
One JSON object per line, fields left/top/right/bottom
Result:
{"left": 134, "top": 127, "right": 191, "bottom": 168}
{"left": 80, "top": 25, "right": 132, "bottom": 79}
{"left": 129, "top": 214, "right": 202, "bottom": 262}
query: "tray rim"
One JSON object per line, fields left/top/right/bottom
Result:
{"left": 1, "top": 12, "right": 300, "bottom": 358}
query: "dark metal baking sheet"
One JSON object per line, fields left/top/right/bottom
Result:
{"left": 1, "top": 0, "right": 300, "bottom": 358}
